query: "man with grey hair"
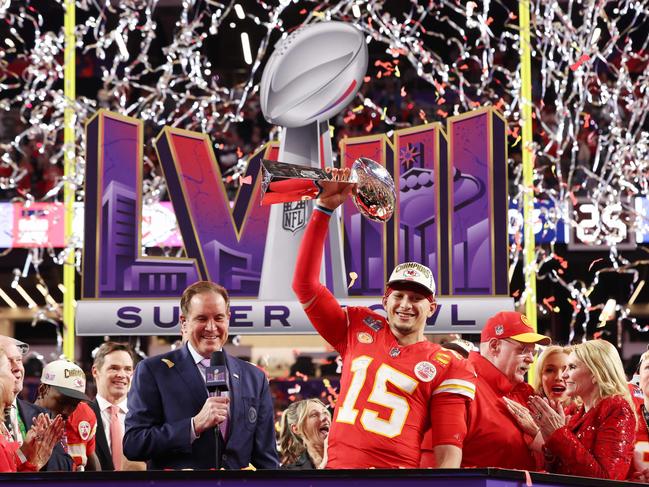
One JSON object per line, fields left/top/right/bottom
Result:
{"left": 0, "top": 335, "right": 73, "bottom": 471}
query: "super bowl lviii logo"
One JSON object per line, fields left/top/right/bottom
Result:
{"left": 77, "top": 21, "right": 512, "bottom": 336}
{"left": 77, "top": 106, "right": 511, "bottom": 336}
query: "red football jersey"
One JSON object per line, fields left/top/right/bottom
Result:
{"left": 322, "top": 306, "right": 476, "bottom": 469}
{"left": 65, "top": 402, "right": 97, "bottom": 470}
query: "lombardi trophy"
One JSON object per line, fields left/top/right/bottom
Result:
{"left": 258, "top": 21, "right": 368, "bottom": 299}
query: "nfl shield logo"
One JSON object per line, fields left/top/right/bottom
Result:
{"left": 282, "top": 201, "right": 307, "bottom": 233}
{"left": 495, "top": 324, "right": 504, "bottom": 336}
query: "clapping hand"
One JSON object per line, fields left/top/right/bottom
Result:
{"left": 503, "top": 396, "right": 539, "bottom": 437}
{"left": 20, "top": 413, "right": 65, "bottom": 470}
{"left": 528, "top": 395, "right": 566, "bottom": 441}
{"left": 630, "top": 467, "right": 649, "bottom": 483}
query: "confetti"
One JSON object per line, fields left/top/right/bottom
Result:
{"left": 588, "top": 258, "right": 604, "bottom": 272}
{"left": 569, "top": 54, "right": 590, "bottom": 71}
{"left": 348, "top": 271, "right": 358, "bottom": 288}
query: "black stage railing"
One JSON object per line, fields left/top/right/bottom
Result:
{"left": 0, "top": 468, "right": 638, "bottom": 486}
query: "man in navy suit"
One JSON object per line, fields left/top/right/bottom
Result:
{"left": 124, "top": 281, "right": 279, "bottom": 470}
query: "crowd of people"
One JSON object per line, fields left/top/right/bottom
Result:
{"left": 0, "top": 176, "right": 647, "bottom": 481}
{"left": 0, "top": 302, "right": 647, "bottom": 479}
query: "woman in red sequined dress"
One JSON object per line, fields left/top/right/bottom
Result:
{"left": 528, "top": 340, "right": 636, "bottom": 480}
{"left": 630, "top": 350, "right": 649, "bottom": 482}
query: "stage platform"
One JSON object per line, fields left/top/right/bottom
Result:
{"left": 0, "top": 468, "right": 637, "bottom": 486}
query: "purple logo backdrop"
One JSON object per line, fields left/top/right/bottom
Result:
{"left": 78, "top": 107, "right": 511, "bottom": 335}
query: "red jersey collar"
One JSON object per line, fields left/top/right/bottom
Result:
{"left": 469, "top": 351, "right": 516, "bottom": 395}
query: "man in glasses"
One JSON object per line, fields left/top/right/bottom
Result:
{"left": 460, "top": 311, "right": 551, "bottom": 470}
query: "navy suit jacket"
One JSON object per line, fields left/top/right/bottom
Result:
{"left": 17, "top": 399, "right": 74, "bottom": 471}
{"left": 124, "top": 345, "right": 278, "bottom": 470}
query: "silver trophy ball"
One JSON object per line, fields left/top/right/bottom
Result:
{"left": 349, "top": 157, "right": 396, "bottom": 223}
{"left": 260, "top": 157, "right": 396, "bottom": 222}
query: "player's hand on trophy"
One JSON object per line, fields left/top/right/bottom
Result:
{"left": 317, "top": 167, "right": 355, "bottom": 210}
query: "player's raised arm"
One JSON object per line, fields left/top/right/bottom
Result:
{"left": 292, "top": 177, "right": 354, "bottom": 350}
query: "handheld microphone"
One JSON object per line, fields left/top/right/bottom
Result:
{"left": 205, "top": 350, "right": 229, "bottom": 469}
{"left": 206, "top": 351, "right": 229, "bottom": 397}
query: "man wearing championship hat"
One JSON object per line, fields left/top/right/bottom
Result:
{"left": 292, "top": 185, "right": 476, "bottom": 469}
{"left": 459, "top": 311, "right": 551, "bottom": 470}
{"left": 35, "top": 360, "right": 100, "bottom": 471}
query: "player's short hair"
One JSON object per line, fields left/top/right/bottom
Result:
{"left": 93, "top": 342, "right": 135, "bottom": 370}
{"left": 180, "top": 281, "right": 230, "bottom": 315}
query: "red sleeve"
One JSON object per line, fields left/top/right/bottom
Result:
{"left": 546, "top": 397, "right": 636, "bottom": 479}
{"left": 428, "top": 394, "right": 469, "bottom": 449}
{"left": 293, "top": 207, "right": 348, "bottom": 352}
{"left": 87, "top": 424, "right": 96, "bottom": 455}
{"left": 0, "top": 438, "right": 17, "bottom": 472}
{"left": 292, "top": 207, "right": 330, "bottom": 303}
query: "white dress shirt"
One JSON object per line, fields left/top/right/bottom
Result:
{"left": 9, "top": 399, "right": 22, "bottom": 446}
{"left": 96, "top": 394, "right": 128, "bottom": 452}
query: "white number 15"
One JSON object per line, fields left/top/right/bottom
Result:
{"left": 336, "top": 355, "right": 418, "bottom": 438}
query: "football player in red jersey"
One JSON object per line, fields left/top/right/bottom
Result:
{"left": 35, "top": 360, "right": 100, "bottom": 471}
{"left": 292, "top": 182, "right": 476, "bottom": 469}
{"left": 65, "top": 402, "right": 98, "bottom": 471}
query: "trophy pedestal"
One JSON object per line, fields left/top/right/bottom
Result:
{"left": 258, "top": 121, "right": 348, "bottom": 300}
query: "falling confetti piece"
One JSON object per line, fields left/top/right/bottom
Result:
{"left": 348, "top": 271, "right": 358, "bottom": 288}
{"left": 588, "top": 258, "right": 604, "bottom": 271}
{"left": 598, "top": 299, "right": 617, "bottom": 324}
{"left": 239, "top": 175, "right": 252, "bottom": 185}
{"left": 542, "top": 296, "right": 556, "bottom": 311}
{"left": 287, "top": 384, "right": 301, "bottom": 394}
{"left": 591, "top": 27, "right": 601, "bottom": 45}
{"left": 570, "top": 54, "right": 590, "bottom": 71}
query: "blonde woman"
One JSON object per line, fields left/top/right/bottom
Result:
{"left": 278, "top": 399, "right": 331, "bottom": 469}
{"left": 533, "top": 346, "right": 571, "bottom": 404}
{"left": 529, "top": 340, "right": 636, "bottom": 480}
{"left": 0, "top": 347, "right": 65, "bottom": 472}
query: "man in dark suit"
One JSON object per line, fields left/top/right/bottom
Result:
{"left": 0, "top": 335, "right": 73, "bottom": 471}
{"left": 124, "top": 281, "right": 279, "bottom": 470}
{"left": 89, "top": 342, "right": 145, "bottom": 471}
